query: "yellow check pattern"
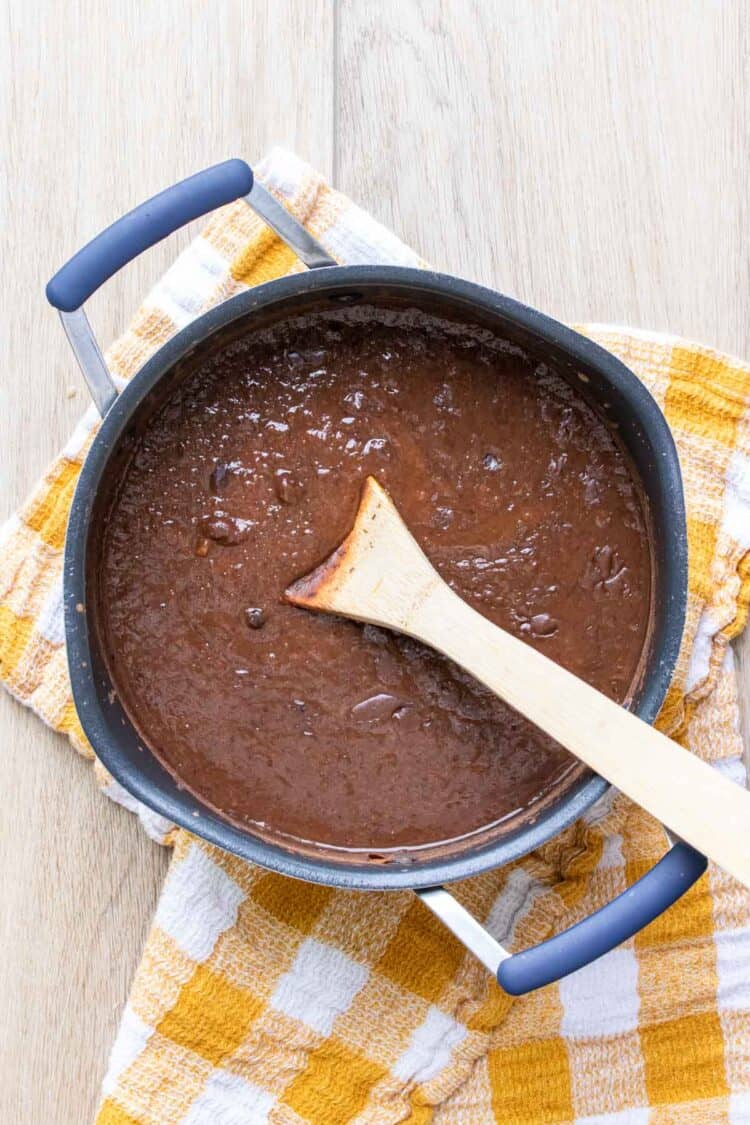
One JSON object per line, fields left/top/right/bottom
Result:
{"left": 2, "top": 150, "right": 750, "bottom": 1123}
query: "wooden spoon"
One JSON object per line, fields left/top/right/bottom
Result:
{"left": 286, "top": 476, "right": 750, "bottom": 890}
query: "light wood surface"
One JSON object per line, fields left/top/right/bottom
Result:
{"left": 1, "top": 2, "right": 748, "bottom": 1121}
{"left": 290, "top": 478, "right": 750, "bottom": 889}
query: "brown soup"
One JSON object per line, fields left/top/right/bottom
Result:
{"left": 95, "top": 305, "right": 651, "bottom": 849}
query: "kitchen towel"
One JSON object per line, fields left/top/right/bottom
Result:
{"left": 2, "top": 149, "right": 750, "bottom": 1124}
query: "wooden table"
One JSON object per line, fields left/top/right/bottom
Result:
{"left": 2, "top": 2, "right": 748, "bottom": 1120}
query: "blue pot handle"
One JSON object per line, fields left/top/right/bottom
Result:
{"left": 46, "top": 159, "right": 253, "bottom": 312}
{"left": 498, "top": 841, "right": 707, "bottom": 994}
{"left": 419, "top": 841, "right": 707, "bottom": 994}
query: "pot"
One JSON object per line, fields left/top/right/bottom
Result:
{"left": 46, "top": 160, "right": 706, "bottom": 995}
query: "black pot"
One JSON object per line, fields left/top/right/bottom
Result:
{"left": 46, "top": 160, "right": 706, "bottom": 995}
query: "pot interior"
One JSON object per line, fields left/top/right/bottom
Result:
{"left": 69, "top": 275, "right": 684, "bottom": 887}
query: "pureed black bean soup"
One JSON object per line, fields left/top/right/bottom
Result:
{"left": 96, "top": 305, "right": 651, "bottom": 848}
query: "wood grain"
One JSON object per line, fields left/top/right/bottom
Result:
{"left": 0, "top": 2, "right": 332, "bottom": 1122}
{"left": 337, "top": 0, "right": 750, "bottom": 756}
{"left": 1, "top": 1, "right": 748, "bottom": 1120}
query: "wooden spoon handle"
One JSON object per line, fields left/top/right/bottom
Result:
{"left": 409, "top": 578, "right": 749, "bottom": 887}
{"left": 287, "top": 477, "right": 750, "bottom": 889}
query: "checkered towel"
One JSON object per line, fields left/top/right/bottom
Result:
{"left": 2, "top": 149, "right": 750, "bottom": 1124}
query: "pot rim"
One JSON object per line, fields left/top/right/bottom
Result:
{"left": 64, "top": 265, "right": 687, "bottom": 890}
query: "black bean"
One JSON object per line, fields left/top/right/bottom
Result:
{"left": 210, "top": 462, "right": 232, "bottom": 493}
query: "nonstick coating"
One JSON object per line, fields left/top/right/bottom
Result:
{"left": 64, "top": 266, "right": 687, "bottom": 891}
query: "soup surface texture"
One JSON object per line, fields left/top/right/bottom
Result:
{"left": 97, "top": 306, "right": 651, "bottom": 848}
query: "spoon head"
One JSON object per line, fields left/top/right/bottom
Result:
{"left": 284, "top": 475, "right": 434, "bottom": 629}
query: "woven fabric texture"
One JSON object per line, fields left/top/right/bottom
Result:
{"left": 2, "top": 150, "right": 750, "bottom": 1124}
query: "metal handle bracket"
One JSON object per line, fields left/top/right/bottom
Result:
{"left": 243, "top": 181, "right": 337, "bottom": 270}
{"left": 417, "top": 886, "right": 510, "bottom": 975}
{"left": 48, "top": 161, "right": 338, "bottom": 415}
{"left": 59, "top": 307, "right": 118, "bottom": 416}
{"left": 417, "top": 841, "right": 706, "bottom": 995}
